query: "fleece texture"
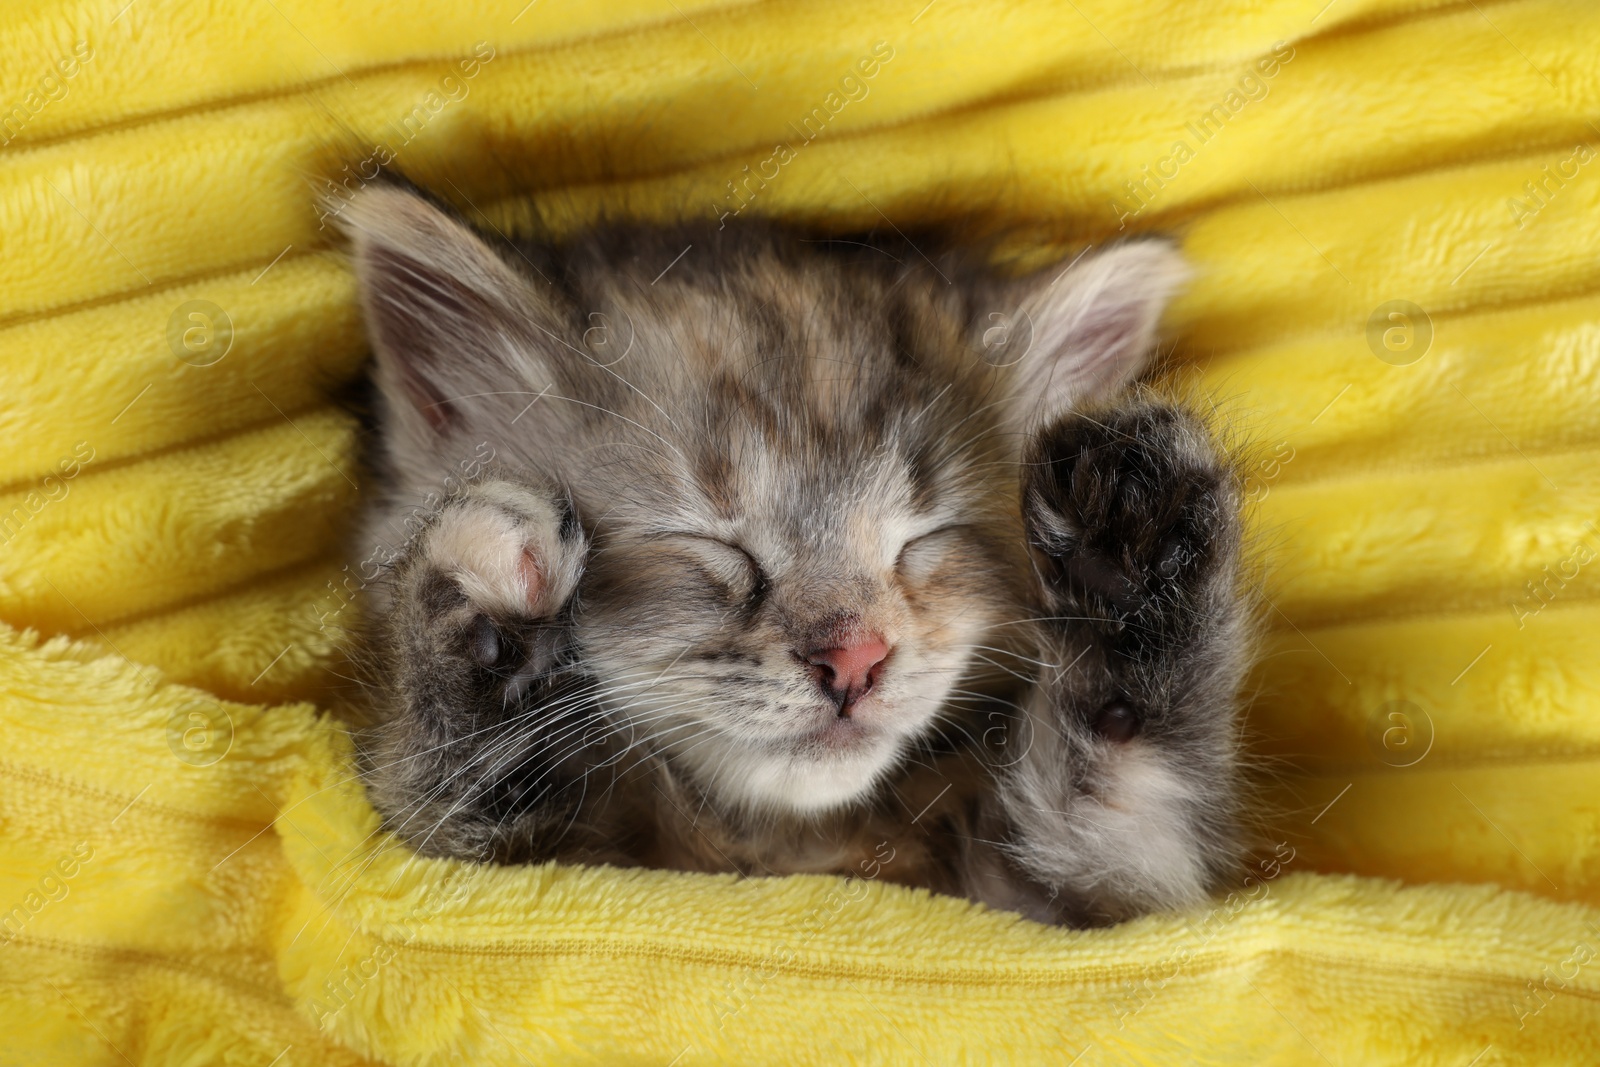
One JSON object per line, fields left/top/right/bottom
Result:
{"left": 2, "top": 0, "right": 1599, "bottom": 1062}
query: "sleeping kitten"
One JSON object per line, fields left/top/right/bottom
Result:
{"left": 340, "top": 181, "right": 1250, "bottom": 925}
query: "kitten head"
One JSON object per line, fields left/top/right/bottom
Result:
{"left": 343, "top": 182, "right": 1188, "bottom": 817}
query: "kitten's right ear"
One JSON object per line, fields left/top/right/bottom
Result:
{"left": 336, "top": 183, "right": 556, "bottom": 435}
{"left": 991, "top": 241, "right": 1190, "bottom": 431}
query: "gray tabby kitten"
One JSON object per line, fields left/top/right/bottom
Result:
{"left": 339, "top": 181, "right": 1251, "bottom": 926}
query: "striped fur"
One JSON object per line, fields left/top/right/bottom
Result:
{"left": 341, "top": 182, "right": 1249, "bottom": 924}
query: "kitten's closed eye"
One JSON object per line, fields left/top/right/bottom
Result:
{"left": 893, "top": 525, "right": 972, "bottom": 580}
{"left": 665, "top": 535, "right": 769, "bottom": 605}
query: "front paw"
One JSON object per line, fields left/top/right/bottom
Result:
{"left": 386, "top": 478, "right": 588, "bottom": 705}
{"left": 418, "top": 480, "right": 585, "bottom": 620}
{"left": 995, "top": 395, "right": 1250, "bottom": 924}
{"left": 359, "top": 477, "right": 604, "bottom": 862}
{"left": 1023, "top": 398, "right": 1239, "bottom": 655}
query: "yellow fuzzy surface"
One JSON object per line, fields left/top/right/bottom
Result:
{"left": 2, "top": 0, "right": 1599, "bottom": 1062}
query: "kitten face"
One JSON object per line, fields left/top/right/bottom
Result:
{"left": 343, "top": 182, "right": 1188, "bottom": 818}
{"left": 571, "top": 348, "right": 1019, "bottom": 813}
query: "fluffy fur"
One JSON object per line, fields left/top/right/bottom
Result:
{"left": 341, "top": 181, "right": 1249, "bottom": 924}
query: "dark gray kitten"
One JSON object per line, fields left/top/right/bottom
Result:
{"left": 339, "top": 181, "right": 1251, "bottom": 926}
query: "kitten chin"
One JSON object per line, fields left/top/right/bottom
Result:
{"left": 683, "top": 719, "right": 909, "bottom": 815}
{"left": 338, "top": 176, "right": 1253, "bottom": 927}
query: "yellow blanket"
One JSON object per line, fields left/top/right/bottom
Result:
{"left": 4, "top": 0, "right": 1599, "bottom": 1062}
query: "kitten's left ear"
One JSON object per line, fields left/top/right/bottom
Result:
{"left": 336, "top": 181, "right": 563, "bottom": 438}
{"left": 990, "top": 241, "right": 1190, "bottom": 427}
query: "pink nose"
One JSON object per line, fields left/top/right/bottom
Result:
{"left": 805, "top": 636, "right": 890, "bottom": 713}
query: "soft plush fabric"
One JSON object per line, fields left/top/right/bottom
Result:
{"left": 2, "top": 0, "right": 1599, "bottom": 1062}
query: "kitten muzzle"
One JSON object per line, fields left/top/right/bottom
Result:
{"left": 802, "top": 634, "right": 890, "bottom": 716}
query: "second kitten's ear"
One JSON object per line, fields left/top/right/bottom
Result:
{"left": 992, "top": 241, "right": 1190, "bottom": 428}
{"left": 336, "top": 183, "right": 560, "bottom": 435}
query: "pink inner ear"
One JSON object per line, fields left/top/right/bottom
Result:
{"left": 519, "top": 548, "right": 545, "bottom": 612}
{"left": 398, "top": 364, "right": 455, "bottom": 433}
{"left": 1015, "top": 240, "right": 1190, "bottom": 420}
